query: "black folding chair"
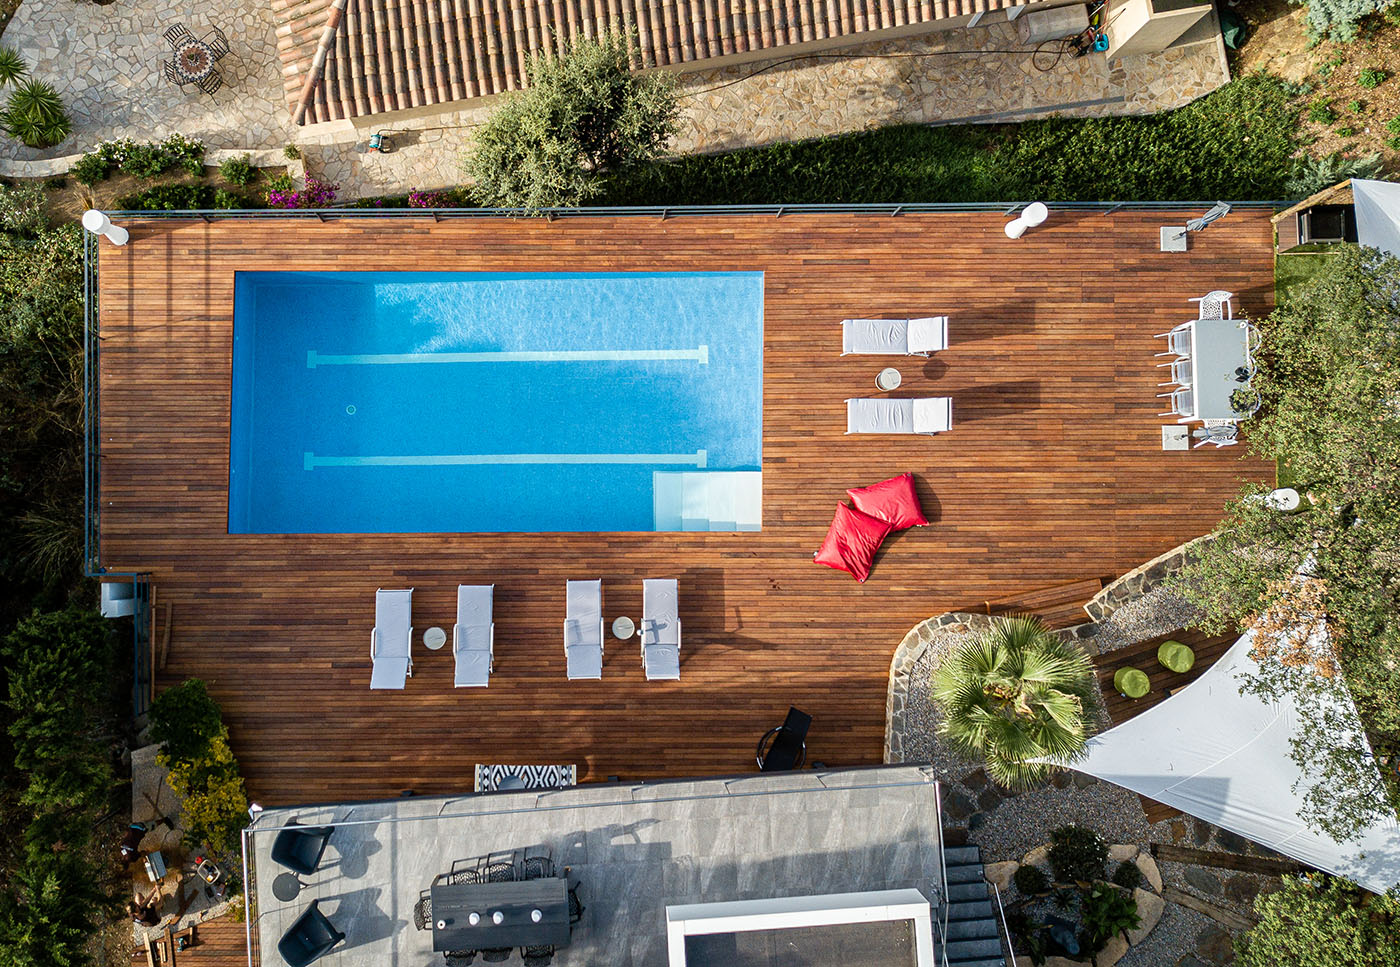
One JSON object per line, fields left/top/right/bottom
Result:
{"left": 756, "top": 706, "right": 812, "bottom": 771}
{"left": 412, "top": 889, "right": 432, "bottom": 931}
{"left": 204, "top": 26, "right": 230, "bottom": 60}
{"left": 196, "top": 69, "right": 223, "bottom": 96}
{"left": 276, "top": 900, "right": 345, "bottom": 967}
{"left": 271, "top": 822, "right": 334, "bottom": 876}
{"left": 162, "top": 23, "right": 193, "bottom": 46}
{"left": 521, "top": 944, "right": 554, "bottom": 966}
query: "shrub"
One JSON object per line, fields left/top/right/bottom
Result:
{"left": 1, "top": 79, "right": 71, "bottom": 148}
{"left": 932, "top": 616, "right": 1101, "bottom": 790}
{"left": 1047, "top": 826, "right": 1109, "bottom": 884}
{"left": 219, "top": 154, "right": 257, "bottom": 187}
{"left": 1357, "top": 68, "right": 1388, "bottom": 89}
{"left": 1284, "top": 151, "right": 1383, "bottom": 196}
{"left": 266, "top": 176, "right": 337, "bottom": 209}
{"left": 1388, "top": 117, "right": 1400, "bottom": 134}
{"left": 464, "top": 33, "right": 680, "bottom": 209}
{"left": 283, "top": 143, "right": 301, "bottom": 160}
{"left": 1308, "top": 101, "right": 1338, "bottom": 124}
{"left": 117, "top": 132, "right": 205, "bottom": 178}
{"left": 1237, "top": 874, "right": 1400, "bottom": 967}
{"left": 1346, "top": 99, "right": 1364, "bottom": 112}
{"left": 1335, "top": 126, "right": 1355, "bottom": 137}
{"left": 115, "top": 183, "right": 255, "bottom": 210}
{"left": 0, "top": 46, "right": 27, "bottom": 86}
{"left": 1014, "top": 864, "right": 1051, "bottom": 895}
{"left": 0, "top": 182, "right": 48, "bottom": 238}
{"left": 0, "top": 851, "right": 113, "bottom": 966}
{"left": 150, "top": 678, "right": 226, "bottom": 771}
{"left": 70, "top": 146, "right": 116, "bottom": 185}
{"left": 408, "top": 188, "right": 456, "bottom": 208}
{"left": 1080, "top": 884, "right": 1140, "bottom": 953}
{"left": 1388, "top": 136, "right": 1400, "bottom": 150}
{"left": 1111, "top": 859, "right": 1144, "bottom": 890}
{"left": 166, "top": 733, "right": 249, "bottom": 855}
{"left": 1292, "top": 0, "right": 1392, "bottom": 41}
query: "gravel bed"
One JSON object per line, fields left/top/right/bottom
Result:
{"left": 965, "top": 777, "right": 1151, "bottom": 865}
{"left": 1081, "top": 586, "right": 1204, "bottom": 656}
{"left": 1116, "top": 901, "right": 1216, "bottom": 967}
{"left": 902, "top": 621, "right": 979, "bottom": 781}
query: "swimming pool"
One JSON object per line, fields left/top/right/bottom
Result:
{"left": 228, "top": 271, "right": 764, "bottom": 534}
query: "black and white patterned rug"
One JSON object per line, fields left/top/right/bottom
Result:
{"left": 474, "top": 763, "right": 578, "bottom": 792}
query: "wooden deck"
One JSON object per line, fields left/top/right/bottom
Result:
{"left": 96, "top": 210, "right": 1277, "bottom": 806}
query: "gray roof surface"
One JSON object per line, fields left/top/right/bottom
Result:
{"left": 248, "top": 765, "right": 944, "bottom": 967}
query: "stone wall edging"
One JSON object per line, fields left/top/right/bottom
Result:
{"left": 885, "top": 611, "right": 993, "bottom": 763}
{"left": 0, "top": 147, "right": 292, "bottom": 181}
{"left": 1082, "top": 535, "right": 1215, "bottom": 624}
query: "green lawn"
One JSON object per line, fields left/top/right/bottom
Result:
{"left": 599, "top": 75, "right": 1302, "bottom": 205}
{"left": 1275, "top": 250, "right": 1338, "bottom": 303}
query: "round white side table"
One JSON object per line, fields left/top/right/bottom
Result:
{"left": 876, "top": 367, "right": 902, "bottom": 391}
{"left": 611, "top": 616, "right": 636, "bottom": 640}
{"left": 423, "top": 626, "right": 447, "bottom": 650}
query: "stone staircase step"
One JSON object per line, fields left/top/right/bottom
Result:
{"left": 947, "top": 916, "right": 1000, "bottom": 939}
{"left": 947, "top": 881, "right": 990, "bottom": 902}
{"left": 945, "top": 863, "right": 986, "bottom": 883}
{"left": 946, "top": 899, "right": 994, "bottom": 921}
{"left": 945, "top": 937, "right": 1005, "bottom": 961}
{"left": 942, "top": 845, "right": 982, "bottom": 866}
{"left": 948, "top": 960, "right": 1007, "bottom": 967}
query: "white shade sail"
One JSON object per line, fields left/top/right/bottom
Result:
{"left": 1070, "top": 630, "right": 1400, "bottom": 894}
{"left": 1352, "top": 178, "right": 1400, "bottom": 258}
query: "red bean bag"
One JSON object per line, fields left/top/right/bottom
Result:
{"left": 814, "top": 503, "right": 894, "bottom": 583}
{"left": 847, "top": 472, "right": 929, "bottom": 530}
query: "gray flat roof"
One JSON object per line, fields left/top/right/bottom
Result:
{"left": 247, "top": 765, "right": 944, "bottom": 967}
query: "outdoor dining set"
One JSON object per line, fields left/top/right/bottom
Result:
{"left": 1155, "top": 290, "right": 1262, "bottom": 448}
{"left": 415, "top": 848, "right": 583, "bottom": 965}
{"left": 160, "top": 23, "right": 229, "bottom": 96}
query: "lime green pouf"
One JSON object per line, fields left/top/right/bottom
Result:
{"left": 1114, "top": 667, "right": 1151, "bottom": 698}
{"left": 1158, "top": 640, "right": 1196, "bottom": 673}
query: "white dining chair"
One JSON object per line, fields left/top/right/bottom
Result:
{"left": 1190, "top": 290, "right": 1234, "bottom": 320}
{"left": 1157, "top": 357, "right": 1191, "bottom": 388}
{"left": 1158, "top": 387, "right": 1193, "bottom": 420}
{"left": 1154, "top": 323, "right": 1192, "bottom": 357}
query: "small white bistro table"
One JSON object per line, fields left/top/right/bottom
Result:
{"left": 1185, "top": 320, "right": 1254, "bottom": 422}
{"left": 611, "top": 616, "right": 636, "bottom": 640}
{"left": 423, "top": 626, "right": 447, "bottom": 650}
{"left": 876, "top": 367, "right": 902, "bottom": 391}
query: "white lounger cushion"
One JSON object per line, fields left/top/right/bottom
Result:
{"left": 643, "top": 644, "right": 680, "bottom": 680}
{"left": 453, "top": 584, "right": 494, "bottom": 688}
{"left": 565, "top": 579, "right": 604, "bottom": 679}
{"left": 371, "top": 588, "right": 413, "bottom": 690}
{"left": 454, "top": 642, "right": 492, "bottom": 687}
{"left": 566, "top": 644, "right": 603, "bottom": 679}
{"left": 456, "top": 584, "right": 493, "bottom": 629}
{"left": 841, "top": 317, "right": 947, "bottom": 355}
{"left": 642, "top": 579, "right": 680, "bottom": 646}
{"left": 846, "top": 398, "right": 953, "bottom": 435}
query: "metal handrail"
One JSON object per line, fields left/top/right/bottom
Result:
{"left": 992, "top": 882, "right": 1017, "bottom": 966}
{"left": 933, "top": 781, "right": 950, "bottom": 964}
{"left": 101, "top": 200, "right": 1288, "bottom": 221}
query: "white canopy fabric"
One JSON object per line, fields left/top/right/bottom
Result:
{"left": 1070, "top": 631, "right": 1400, "bottom": 893}
{"left": 1352, "top": 178, "right": 1400, "bottom": 258}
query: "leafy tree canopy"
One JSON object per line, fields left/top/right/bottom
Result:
{"left": 1236, "top": 875, "right": 1400, "bottom": 967}
{"left": 463, "top": 33, "right": 680, "bottom": 210}
{"left": 1171, "top": 244, "right": 1400, "bottom": 841}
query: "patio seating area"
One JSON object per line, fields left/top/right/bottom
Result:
{"left": 95, "top": 209, "right": 1276, "bottom": 805}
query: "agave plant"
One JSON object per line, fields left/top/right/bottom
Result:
{"left": 932, "top": 615, "right": 1101, "bottom": 790}
{"left": 2, "top": 79, "right": 71, "bottom": 148}
{"left": 0, "top": 47, "right": 27, "bottom": 87}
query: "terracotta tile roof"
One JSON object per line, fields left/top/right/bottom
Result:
{"left": 273, "top": 0, "right": 1018, "bottom": 124}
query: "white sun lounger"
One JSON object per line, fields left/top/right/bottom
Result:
{"left": 453, "top": 584, "right": 494, "bottom": 688}
{"left": 564, "top": 579, "right": 604, "bottom": 680}
{"left": 841, "top": 317, "right": 948, "bottom": 356}
{"left": 641, "top": 579, "right": 681, "bottom": 681}
{"left": 370, "top": 588, "right": 413, "bottom": 690}
{"left": 846, "top": 397, "right": 953, "bottom": 435}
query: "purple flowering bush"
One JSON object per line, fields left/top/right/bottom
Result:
{"left": 265, "top": 176, "right": 338, "bottom": 209}
{"left": 407, "top": 189, "right": 452, "bottom": 208}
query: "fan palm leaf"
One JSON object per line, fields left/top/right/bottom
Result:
{"left": 932, "top": 615, "right": 1102, "bottom": 790}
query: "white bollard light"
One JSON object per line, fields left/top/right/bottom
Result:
{"left": 1004, "top": 202, "right": 1049, "bottom": 239}
{"left": 82, "top": 209, "right": 129, "bottom": 246}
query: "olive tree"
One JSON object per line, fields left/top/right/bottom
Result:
{"left": 463, "top": 33, "right": 680, "bottom": 210}
{"left": 1236, "top": 875, "right": 1400, "bottom": 967}
{"left": 1170, "top": 244, "right": 1400, "bottom": 841}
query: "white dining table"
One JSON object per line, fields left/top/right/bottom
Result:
{"left": 1186, "top": 320, "right": 1253, "bottom": 422}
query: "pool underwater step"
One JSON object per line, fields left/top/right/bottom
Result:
{"left": 304, "top": 450, "right": 710, "bottom": 469}
{"left": 306, "top": 346, "right": 710, "bottom": 367}
{"left": 653, "top": 471, "right": 762, "bottom": 532}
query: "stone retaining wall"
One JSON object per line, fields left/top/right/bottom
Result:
{"left": 885, "top": 611, "right": 991, "bottom": 762}
{"left": 1082, "top": 536, "right": 1211, "bottom": 623}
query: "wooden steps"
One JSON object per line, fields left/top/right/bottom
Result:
{"left": 984, "top": 576, "right": 1107, "bottom": 630}
{"left": 274, "top": 0, "right": 1022, "bottom": 123}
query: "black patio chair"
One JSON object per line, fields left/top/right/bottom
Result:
{"left": 413, "top": 889, "right": 432, "bottom": 931}
{"left": 162, "top": 23, "right": 193, "bottom": 46}
{"left": 521, "top": 944, "right": 554, "bottom": 966}
{"left": 521, "top": 849, "right": 555, "bottom": 880}
{"left": 567, "top": 885, "right": 584, "bottom": 926}
{"left": 204, "top": 26, "right": 231, "bottom": 59}
{"left": 197, "top": 69, "right": 223, "bottom": 96}
{"left": 162, "top": 61, "right": 182, "bottom": 85}
{"left": 448, "top": 857, "right": 486, "bottom": 884}
{"left": 276, "top": 899, "right": 345, "bottom": 967}
{"left": 444, "top": 951, "right": 477, "bottom": 965}
{"left": 480, "top": 949, "right": 512, "bottom": 963}
{"left": 756, "top": 706, "right": 812, "bottom": 772}
{"left": 271, "top": 822, "right": 334, "bottom": 876}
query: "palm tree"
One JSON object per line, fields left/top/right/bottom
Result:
{"left": 932, "top": 615, "right": 1101, "bottom": 790}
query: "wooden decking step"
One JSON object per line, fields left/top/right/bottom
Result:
{"left": 983, "top": 576, "right": 1107, "bottom": 629}
{"left": 1151, "top": 843, "right": 1304, "bottom": 877}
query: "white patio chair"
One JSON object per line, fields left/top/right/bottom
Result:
{"left": 453, "top": 584, "right": 494, "bottom": 687}
{"left": 845, "top": 397, "right": 953, "bottom": 435}
{"left": 1190, "top": 290, "right": 1234, "bottom": 320}
{"left": 841, "top": 317, "right": 948, "bottom": 356}
{"left": 1192, "top": 420, "right": 1240, "bottom": 448}
{"left": 641, "top": 579, "right": 681, "bottom": 681}
{"left": 1157, "top": 358, "right": 1192, "bottom": 388}
{"left": 1154, "top": 322, "right": 1192, "bottom": 357}
{"left": 1157, "top": 387, "right": 1194, "bottom": 420}
{"left": 564, "top": 580, "right": 603, "bottom": 680}
{"left": 370, "top": 588, "right": 413, "bottom": 689}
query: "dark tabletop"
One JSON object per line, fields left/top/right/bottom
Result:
{"left": 431, "top": 876, "right": 570, "bottom": 951}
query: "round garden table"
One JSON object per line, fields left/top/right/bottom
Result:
{"left": 171, "top": 39, "right": 216, "bottom": 84}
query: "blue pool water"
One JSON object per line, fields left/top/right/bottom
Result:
{"left": 229, "top": 271, "right": 764, "bottom": 533}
